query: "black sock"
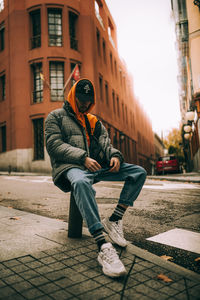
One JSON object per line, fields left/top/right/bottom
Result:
{"left": 109, "top": 204, "right": 127, "bottom": 222}
{"left": 92, "top": 229, "right": 107, "bottom": 251}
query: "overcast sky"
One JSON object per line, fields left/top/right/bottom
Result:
{"left": 106, "top": 0, "right": 181, "bottom": 138}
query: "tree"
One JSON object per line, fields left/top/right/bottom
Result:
{"left": 163, "top": 127, "right": 184, "bottom": 162}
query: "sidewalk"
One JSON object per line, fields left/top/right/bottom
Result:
{"left": 148, "top": 171, "right": 200, "bottom": 183}
{"left": 0, "top": 206, "right": 200, "bottom": 300}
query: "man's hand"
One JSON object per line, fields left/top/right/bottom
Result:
{"left": 109, "top": 157, "right": 120, "bottom": 172}
{"left": 84, "top": 157, "right": 101, "bottom": 172}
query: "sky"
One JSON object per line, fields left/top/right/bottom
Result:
{"left": 106, "top": 0, "right": 181, "bottom": 138}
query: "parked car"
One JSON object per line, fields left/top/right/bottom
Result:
{"left": 155, "top": 155, "right": 180, "bottom": 175}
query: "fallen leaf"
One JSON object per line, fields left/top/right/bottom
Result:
{"left": 160, "top": 255, "right": 173, "bottom": 261}
{"left": 195, "top": 257, "right": 200, "bottom": 262}
{"left": 10, "top": 217, "right": 20, "bottom": 220}
{"left": 157, "top": 274, "right": 173, "bottom": 283}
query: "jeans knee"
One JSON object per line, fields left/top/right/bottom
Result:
{"left": 72, "top": 178, "right": 90, "bottom": 189}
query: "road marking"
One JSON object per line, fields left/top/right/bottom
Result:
{"left": 144, "top": 183, "right": 200, "bottom": 189}
{"left": 146, "top": 228, "right": 200, "bottom": 254}
{"left": 3, "top": 176, "right": 52, "bottom": 183}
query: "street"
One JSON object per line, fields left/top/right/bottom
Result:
{"left": 0, "top": 174, "right": 200, "bottom": 274}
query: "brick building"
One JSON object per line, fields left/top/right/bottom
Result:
{"left": 0, "top": 0, "right": 155, "bottom": 174}
{"left": 171, "top": 0, "right": 200, "bottom": 171}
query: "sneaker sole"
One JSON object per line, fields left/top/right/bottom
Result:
{"left": 97, "top": 256, "right": 127, "bottom": 278}
{"left": 102, "top": 220, "right": 128, "bottom": 248}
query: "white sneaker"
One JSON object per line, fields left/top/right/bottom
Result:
{"left": 98, "top": 242, "right": 127, "bottom": 277}
{"left": 102, "top": 218, "right": 128, "bottom": 247}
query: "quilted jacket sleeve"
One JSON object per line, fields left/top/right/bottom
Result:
{"left": 45, "top": 111, "right": 87, "bottom": 164}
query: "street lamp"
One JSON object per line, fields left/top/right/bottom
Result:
{"left": 184, "top": 133, "right": 191, "bottom": 140}
{"left": 183, "top": 125, "right": 192, "bottom": 133}
{"left": 185, "top": 111, "right": 195, "bottom": 122}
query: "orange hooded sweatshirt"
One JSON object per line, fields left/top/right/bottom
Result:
{"left": 67, "top": 79, "right": 98, "bottom": 146}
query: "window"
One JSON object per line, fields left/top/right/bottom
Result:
{"left": 102, "top": 39, "right": 106, "bottom": 64}
{"left": 110, "top": 52, "right": 113, "bottom": 73}
{"left": 0, "top": 74, "right": 5, "bottom": 101}
{"left": 116, "top": 96, "right": 120, "bottom": 117}
{"left": 30, "top": 10, "right": 41, "bottom": 49}
{"left": 33, "top": 118, "right": 44, "bottom": 160}
{"left": 48, "top": 8, "right": 62, "bottom": 46}
{"left": 50, "top": 61, "right": 64, "bottom": 101}
{"left": 114, "top": 60, "right": 117, "bottom": 78}
{"left": 0, "top": 22, "right": 5, "bottom": 51}
{"left": 96, "top": 28, "right": 101, "bottom": 56}
{"left": 105, "top": 82, "right": 109, "bottom": 105}
{"left": 31, "top": 63, "right": 43, "bottom": 103}
{"left": 0, "top": 0, "right": 4, "bottom": 12}
{"left": 112, "top": 90, "right": 116, "bottom": 114}
{"left": 0, "top": 125, "right": 6, "bottom": 153}
{"left": 69, "top": 11, "right": 78, "bottom": 50}
{"left": 99, "top": 75, "right": 103, "bottom": 101}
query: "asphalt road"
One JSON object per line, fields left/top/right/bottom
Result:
{"left": 0, "top": 174, "right": 200, "bottom": 274}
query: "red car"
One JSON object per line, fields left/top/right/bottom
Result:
{"left": 156, "top": 155, "right": 180, "bottom": 175}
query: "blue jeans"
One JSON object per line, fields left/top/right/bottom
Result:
{"left": 64, "top": 163, "right": 147, "bottom": 235}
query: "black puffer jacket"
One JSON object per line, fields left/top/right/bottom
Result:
{"left": 45, "top": 101, "right": 124, "bottom": 192}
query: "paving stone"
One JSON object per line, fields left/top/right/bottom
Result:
{"left": 159, "top": 285, "right": 181, "bottom": 296}
{"left": 39, "top": 256, "right": 57, "bottom": 265}
{"left": 130, "top": 272, "right": 149, "bottom": 283}
{"left": 18, "top": 256, "right": 35, "bottom": 264}
{"left": 50, "top": 289, "right": 73, "bottom": 300}
{"left": 31, "top": 252, "right": 49, "bottom": 259}
{"left": 11, "top": 264, "right": 30, "bottom": 273}
{"left": 44, "top": 270, "right": 66, "bottom": 281}
{"left": 144, "top": 279, "right": 167, "bottom": 290}
{"left": 71, "top": 263, "right": 91, "bottom": 273}
{"left": 188, "top": 285, "right": 200, "bottom": 298}
{"left": 20, "top": 269, "right": 39, "bottom": 280}
{"left": 35, "top": 265, "right": 54, "bottom": 275}
{"left": 0, "top": 279, "right": 6, "bottom": 288}
{"left": 67, "top": 279, "right": 100, "bottom": 295}
{"left": 21, "top": 288, "right": 45, "bottom": 299}
{"left": 133, "top": 283, "right": 169, "bottom": 299}
{"left": 74, "top": 254, "right": 92, "bottom": 263}
{"left": 169, "top": 279, "right": 186, "bottom": 291}
{"left": 2, "top": 259, "right": 21, "bottom": 268}
{"left": 28, "top": 275, "right": 50, "bottom": 286}
{"left": 54, "top": 277, "right": 74, "bottom": 288}
{"left": 62, "top": 258, "right": 78, "bottom": 267}
{"left": 82, "top": 268, "right": 101, "bottom": 278}
{"left": 25, "top": 261, "right": 44, "bottom": 269}
{"left": 12, "top": 280, "right": 34, "bottom": 292}
{"left": 48, "top": 261, "right": 66, "bottom": 270}
{"left": 93, "top": 275, "right": 113, "bottom": 285}
{"left": 106, "top": 281, "right": 124, "bottom": 292}
{"left": 2, "top": 274, "right": 24, "bottom": 284}
{"left": 3, "top": 294, "right": 26, "bottom": 300}
{"left": 0, "top": 268, "right": 14, "bottom": 278}
{"left": 0, "top": 286, "right": 17, "bottom": 298}
{"left": 38, "top": 282, "right": 61, "bottom": 293}
{"left": 78, "top": 286, "right": 114, "bottom": 299}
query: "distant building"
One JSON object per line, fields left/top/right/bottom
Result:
{"left": 171, "top": 0, "right": 200, "bottom": 171}
{"left": 0, "top": 0, "right": 155, "bottom": 174}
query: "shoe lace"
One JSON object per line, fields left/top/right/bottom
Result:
{"left": 102, "top": 246, "right": 119, "bottom": 263}
{"left": 113, "top": 221, "right": 124, "bottom": 237}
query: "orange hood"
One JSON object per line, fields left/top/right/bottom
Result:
{"left": 67, "top": 79, "right": 98, "bottom": 145}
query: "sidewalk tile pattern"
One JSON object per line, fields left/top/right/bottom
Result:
{"left": 0, "top": 237, "right": 200, "bottom": 300}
